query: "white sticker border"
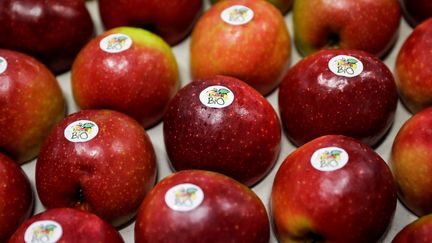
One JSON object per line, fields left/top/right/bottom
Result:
{"left": 164, "top": 183, "right": 205, "bottom": 212}
{"left": 328, "top": 55, "right": 364, "bottom": 78}
{"left": 310, "top": 146, "right": 349, "bottom": 172}
{"left": 64, "top": 120, "right": 99, "bottom": 143}
{"left": 199, "top": 85, "right": 235, "bottom": 109}
{"left": 24, "top": 220, "right": 63, "bottom": 243}
{"left": 0, "top": 57, "right": 7, "bottom": 74}
{"left": 99, "top": 33, "right": 133, "bottom": 53}
{"left": 220, "top": 5, "right": 254, "bottom": 26}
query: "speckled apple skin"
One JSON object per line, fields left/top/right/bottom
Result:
{"left": 135, "top": 170, "right": 269, "bottom": 243}
{"left": 72, "top": 26, "right": 179, "bottom": 129}
{"left": 163, "top": 75, "right": 281, "bottom": 186}
{"left": 99, "top": 0, "right": 203, "bottom": 45}
{"left": 392, "top": 214, "right": 432, "bottom": 243}
{"left": 293, "top": 0, "right": 400, "bottom": 57}
{"left": 400, "top": 0, "right": 432, "bottom": 27}
{"left": 395, "top": 19, "right": 432, "bottom": 114}
{"left": 390, "top": 108, "right": 432, "bottom": 216}
{"left": 210, "top": 0, "right": 293, "bottom": 14}
{"left": 0, "top": 0, "right": 94, "bottom": 74}
{"left": 9, "top": 208, "right": 124, "bottom": 243}
{"left": 278, "top": 49, "right": 398, "bottom": 147}
{"left": 190, "top": 0, "right": 291, "bottom": 96}
{"left": 35, "top": 109, "right": 157, "bottom": 227}
{"left": 0, "top": 153, "right": 33, "bottom": 242}
{"left": 0, "top": 49, "right": 65, "bottom": 164}
{"left": 271, "top": 135, "right": 397, "bottom": 243}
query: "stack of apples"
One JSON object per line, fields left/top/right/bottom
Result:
{"left": 3, "top": 0, "right": 432, "bottom": 242}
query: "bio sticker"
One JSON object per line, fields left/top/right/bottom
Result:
{"left": 165, "top": 183, "right": 204, "bottom": 212}
{"left": 99, "top": 33, "right": 132, "bottom": 53}
{"left": 199, "top": 85, "right": 234, "bottom": 108}
{"left": 221, "top": 5, "right": 254, "bottom": 26}
{"left": 24, "top": 220, "right": 63, "bottom": 243}
{"left": 310, "top": 147, "right": 349, "bottom": 172}
{"left": 64, "top": 120, "right": 99, "bottom": 143}
{"left": 0, "top": 57, "right": 7, "bottom": 74}
{"left": 328, "top": 55, "right": 364, "bottom": 78}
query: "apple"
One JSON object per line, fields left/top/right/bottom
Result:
{"left": 271, "top": 135, "right": 397, "bottom": 243}
{"left": 390, "top": 107, "right": 432, "bottom": 217}
{"left": 278, "top": 49, "right": 398, "bottom": 147}
{"left": 395, "top": 18, "right": 432, "bottom": 114}
{"left": 190, "top": 0, "right": 291, "bottom": 95}
{"left": 0, "top": 49, "right": 65, "bottom": 163}
{"left": 392, "top": 214, "right": 432, "bottom": 243}
{"left": 71, "top": 26, "right": 179, "bottom": 129}
{"left": 35, "top": 109, "right": 157, "bottom": 227}
{"left": 98, "top": 0, "right": 203, "bottom": 45}
{"left": 0, "top": 153, "right": 33, "bottom": 242}
{"left": 163, "top": 75, "right": 281, "bottom": 186}
{"left": 400, "top": 0, "right": 432, "bottom": 27}
{"left": 0, "top": 0, "right": 94, "bottom": 74}
{"left": 293, "top": 0, "right": 401, "bottom": 57}
{"left": 209, "top": 0, "right": 293, "bottom": 14}
{"left": 135, "top": 170, "right": 270, "bottom": 243}
{"left": 8, "top": 208, "right": 124, "bottom": 243}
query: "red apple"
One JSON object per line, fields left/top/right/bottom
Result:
{"left": 278, "top": 49, "right": 398, "bottom": 147}
{"left": 271, "top": 135, "right": 397, "bottom": 243}
{"left": 35, "top": 109, "right": 157, "bottom": 227}
{"left": 98, "top": 0, "right": 203, "bottom": 45}
{"left": 190, "top": 0, "right": 291, "bottom": 95}
{"left": 0, "top": 0, "right": 94, "bottom": 74}
{"left": 8, "top": 208, "right": 124, "bottom": 243}
{"left": 293, "top": 0, "right": 401, "bottom": 57}
{"left": 163, "top": 75, "right": 281, "bottom": 186}
{"left": 71, "top": 26, "right": 179, "bottom": 129}
{"left": 0, "top": 153, "right": 33, "bottom": 242}
{"left": 400, "top": 0, "right": 432, "bottom": 27}
{"left": 210, "top": 0, "right": 293, "bottom": 14}
{"left": 395, "top": 18, "right": 432, "bottom": 114}
{"left": 392, "top": 214, "right": 432, "bottom": 243}
{"left": 390, "top": 107, "right": 432, "bottom": 217}
{"left": 135, "top": 170, "right": 269, "bottom": 243}
{"left": 0, "top": 49, "right": 65, "bottom": 163}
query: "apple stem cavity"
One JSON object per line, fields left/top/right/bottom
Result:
{"left": 327, "top": 32, "right": 341, "bottom": 48}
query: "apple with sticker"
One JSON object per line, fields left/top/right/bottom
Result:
{"left": 135, "top": 170, "right": 270, "bottom": 243}
{"left": 0, "top": 153, "right": 33, "bottom": 242}
{"left": 0, "top": 49, "right": 65, "bottom": 164}
{"left": 271, "top": 135, "right": 397, "bottom": 243}
{"left": 190, "top": 0, "right": 291, "bottom": 95}
{"left": 35, "top": 109, "right": 157, "bottom": 227}
{"left": 71, "top": 26, "right": 180, "bottom": 129}
{"left": 8, "top": 208, "right": 124, "bottom": 243}
{"left": 98, "top": 0, "right": 203, "bottom": 45}
{"left": 278, "top": 49, "right": 398, "bottom": 147}
{"left": 163, "top": 75, "right": 281, "bottom": 187}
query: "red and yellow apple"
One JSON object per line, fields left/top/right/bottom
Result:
{"left": 392, "top": 214, "right": 432, "bottom": 243}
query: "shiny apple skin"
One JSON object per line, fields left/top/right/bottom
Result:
{"left": 35, "top": 109, "right": 157, "bottom": 227}
{"left": 401, "top": 0, "right": 432, "bottom": 27}
{"left": 278, "top": 49, "right": 398, "bottom": 147}
{"left": 271, "top": 135, "right": 397, "bottom": 243}
{"left": 0, "top": 0, "right": 94, "bottom": 74}
{"left": 392, "top": 214, "right": 432, "bottom": 243}
{"left": 135, "top": 170, "right": 270, "bottom": 243}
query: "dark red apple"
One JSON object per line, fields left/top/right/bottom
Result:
{"left": 395, "top": 18, "right": 432, "bottom": 113}
{"left": 271, "top": 135, "right": 397, "bottom": 243}
{"left": 35, "top": 109, "right": 157, "bottom": 227}
{"left": 400, "top": 0, "right": 432, "bottom": 27}
{"left": 0, "top": 0, "right": 94, "bottom": 74}
{"left": 71, "top": 26, "right": 180, "bottom": 129}
{"left": 163, "top": 75, "right": 281, "bottom": 186}
{"left": 8, "top": 208, "right": 124, "bottom": 243}
{"left": 98, "top": 0, "right": 203, "bottom": 45}
{"left": 278, "top": 49, "right": 398, "bottom": 147}
{"left": 135, "top": 170, "right": 269, "bottom": 243}
{"left": 0, "top": 49, "right": 65, "bottom": 163}
{"left": 190, "top": 0, "right": 291, "bottom": 95}
{"left": 0, "top": 153, "right": 33, "bottom": 242}
{"left": 392, "top": 214, "right": 432, "bottom": 243}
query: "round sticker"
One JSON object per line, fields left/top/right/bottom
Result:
{"left": 0, "top": 57, "right": 7, "bottom": 74}
{"left": 328, "top": 55, "right": 364, "bottom": 78}
{"left": 165, "top": 183, "right": 204, "bottom": 212}
{"left": 199, "top": 85, "right": 235, "bottom": 108}
{"left": 24, "top": 220, "right": 63, "bottom": 243}
{"left": 99, "top": 33, "right": 133, "bottom": 53}
{"left": 310, "top": 147, "right": 349, "bottom": 172}
{"left": 221, "top": 5, "right": 254, "bottom": 26}
{"left": 64, "top": 120, "right": 99, "bottom": 143}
